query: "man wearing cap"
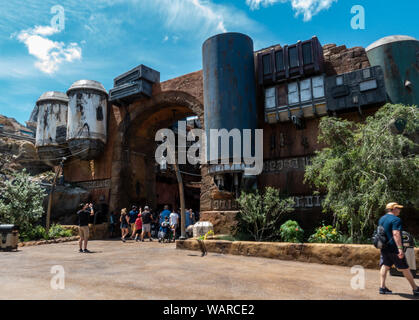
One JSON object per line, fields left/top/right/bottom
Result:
{"left": 378, "top": 202, "right": 418, "bottom": 296}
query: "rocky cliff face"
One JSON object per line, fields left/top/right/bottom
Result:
{"left": 0, "top": 115, "right": 50, "bottom": 175}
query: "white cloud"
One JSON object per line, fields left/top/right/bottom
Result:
{"left": 246, "top": 0, "right": 337, "bottom": 21}
{"left": 15, "top": 25, "right": 82, "bottom": 74}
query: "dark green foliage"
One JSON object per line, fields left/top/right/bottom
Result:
{"left": 236, "top": 187, "right": 295, "bottom": 242}
{"left": 0, "top": 169, "right": 46, "bottom": 234}
{"left": 305, "top": 104, "right": 419, "bottom": 242}
{"left": 279, "top": 220, "right": 304, "bottom": 243}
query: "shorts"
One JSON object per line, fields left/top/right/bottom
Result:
{"left": 130, "top": 223, "right": 136, "bottom": 231}
{"left": 142, "top": 224, "right": 151, "bottom": 233}
{"left": 171, "top": 224, "right": 178, "bottom": 230}
{"left": 135, "top": 229, "right": 142, "bottom": 235}
{"left": 380, "top": 251, "right": 410, "bottom": 270}
{"left": 121, "top": 223, "right": 129, "bottom": 229}
{"left": 79, "top": 226, "right": 89, "bottom": 241}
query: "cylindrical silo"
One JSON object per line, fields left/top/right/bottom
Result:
{"left": 66, "top": 80, "right": 108, "bottom": 160}
{"left": 203, "top": 33, "right": 258, "bottom": 164}
{"left": 366, "top": 35, "right": 419, "bottom": 106}
{"left": 35, "top": 91, "right": 69, "bottom": 165}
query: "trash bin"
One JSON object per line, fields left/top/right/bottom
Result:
{"left": 390, "top": 231, "right": 417, "bottom": 278}
{"left": 0, "top": 225, "right": 19, "bottom": 251}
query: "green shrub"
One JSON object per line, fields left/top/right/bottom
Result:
{"left": 20, "top": 224, "right": 73, "bottom": 242}
{"left": 279, "top": 220, "right": 304, "bottom": 243}
{"left": 48, "top": 224, "right": 73, "bottom": 239}
{"left": 0, "top": 169, "right": 46, "bottom": 234}
{"left": 20, "top": 225, "right": 48, "bottom": 242}
{"left": 236, "top": 187, "right": 295, "bottom": 242}
{"left": 308, "top": 225, "right": 341, "bottom": 243}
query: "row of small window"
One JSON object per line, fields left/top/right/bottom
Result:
{"left": 262, "top": 42, "right": 314, "bottom": 75}
{"left": 265, "top": 76, "right": 325, "bottom": 110}
{"left": 335, "top": 68, "right": 373, "bottom": 86}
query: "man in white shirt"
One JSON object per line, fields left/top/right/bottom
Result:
{"left": 169, "top": 210, "right": 179, "bottom": 240}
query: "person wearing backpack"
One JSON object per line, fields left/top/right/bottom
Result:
{"left": 377, "top": 202, "right": 418, "bottom": 296}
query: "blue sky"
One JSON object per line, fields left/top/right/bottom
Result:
{"left": 0, "top": 0, "right": 418, "bottom": 125}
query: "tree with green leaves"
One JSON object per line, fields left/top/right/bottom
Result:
{"left": 304, "top": 104, "right": 419, "bottom": 242}
{"left": 0, "top": 169, "right": 46, "bottom": 233}
{"left": 236, "top": 187, "right": 295, "bottom": 242}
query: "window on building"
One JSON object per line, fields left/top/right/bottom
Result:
{"left": 300, "top": 79, "right": 312, "bottom": 102}
{"left": 263, "top": 54, "right": 271, "bottom": 75}
{"left": 289, "top": 47, "right": 299, "bottom": 68}
{"left": 302, "top": 42, "right": 313, "bottom": 65}
{"left": 275, "top": 50, "right": 285, "bottom": 71}
{"left": 277, "top": 84, "right": 288, "bottom": 109}
{"left": 360, "top": 79, "right": 378, "bottom": 92}
{"left": 313, "top": 76, "right": 325, "bottom": 99}
{"left": 363, "top": 68, "right": 371, "bottom": 79}
{"left": 288, "top": 82, "right": 299, "bottom": 105}
{"left": 96, "top": 106, "right": 104, "bottom": 121}
{"left": 336, "top": 76, "right": 344, "bottom": 86}
{"left": 265, "top": 87, "right": 276, "bottom": 109}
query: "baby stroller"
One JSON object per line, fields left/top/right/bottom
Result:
{"left": 158, "top": 221, "right": 173, "bottom": 243}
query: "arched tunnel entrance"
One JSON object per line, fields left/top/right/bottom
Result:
{"left": 110, "top": 91, "right": 204, "bottom": 215}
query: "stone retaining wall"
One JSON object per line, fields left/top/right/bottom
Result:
{"left": 176, "top": 239, "right": 419, "bottom": 270}
{"left": 19, "top": 236, "right": 79, "bottom": 247}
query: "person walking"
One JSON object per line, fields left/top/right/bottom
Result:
{"left": 378, "top": 202, "right": 419, "bottom": 296}
{"left": 169, "top": 209, "right": 179, "bottom": 241}
{"left": 120, "top": 208, "right": 130, "bottom": 242}
{"left": 77, "top": 203, "right": 94, "bottom": 253}
{"left": 129, "top": 206, "right": 139, "bottom": 239}
{"left": 134, "top": 212, "right": 143, "bottom": 242}
{"left": 141, "top": 206, "right": 153, "bottom": 242}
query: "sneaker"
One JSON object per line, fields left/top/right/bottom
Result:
{"left": 83, "top": 249, "right": 91, "bottom": 253}
{"left": 379, "top": 287, "right": 393, "bottom": 295}
{"left": 149, "top": 238, "right": 153, "bottom": 242}
{"left": 121, "top": 238, "right": 126, "bottom": 243}
{"left": 79, "top": 249, "right": 83, "bottom": 253}
{"left": 413, "top": 287, "right": 419, "bottom": 296}
{"left": 141, "top": 239, "right": 144, "bottom": 242}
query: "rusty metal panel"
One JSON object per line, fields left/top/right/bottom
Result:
{"left": 203, "top": 32, "right": 258, "bottom": 164}
{"left": 114, "top": 64, "right": 160, "bottom": 87}
{"left": 66, "top": 80, "right": 108, "bottom": 160}
{"left": 257, "top": 36, "right": 325, "bottom": 85}
{"left": 109, "top": 80, "right": 153, "bottom": 103}
{"left": 325, "top": 66, "right": 387, "bottom": 113}
{"left": 35, "top": 91, "right": 70, "bottom": 163}
{"left": 366, "top": 35, "right": 419, "bottom": 106}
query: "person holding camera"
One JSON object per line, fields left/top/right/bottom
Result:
{"left": 77, "top": 203, "right": 94, "bottom": 253}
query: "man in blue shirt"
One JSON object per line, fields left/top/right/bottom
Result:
{"left": 159, "top": 205, "right": 171, "bottom": 225}
{"left": 378, "top": 202, "right": 418, "bottom": 296}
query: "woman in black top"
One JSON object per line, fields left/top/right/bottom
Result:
{"left": 120, "top": 208, "right": 129, "bottom": 242}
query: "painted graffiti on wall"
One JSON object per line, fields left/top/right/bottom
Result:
{"left": 263, "top": 156, "right": 312, "bottom": 173}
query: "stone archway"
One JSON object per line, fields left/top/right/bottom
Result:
{"left": 109, "top": 90, "right": 204, "bottom": 213}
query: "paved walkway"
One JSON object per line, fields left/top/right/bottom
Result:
{"left": 1, "top": 240, "right": 417, "bottom": 300}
